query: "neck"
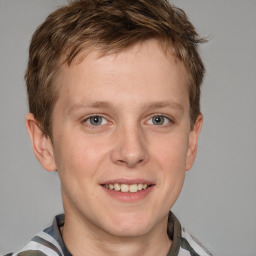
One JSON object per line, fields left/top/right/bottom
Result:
{"left": 62, "top": 213, "right": 172, "bottom": 256}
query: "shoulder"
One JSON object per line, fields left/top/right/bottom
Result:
{"left": 5, "top": 230, "right": 64, "bottom": 256}
{"left": 4, "top": 251, "right": 47, "bottom": 256}
{"left": 168, "top": 212, "right": 216, "bottom": 256}
{"left": 5, "top": 214, "right": 70, "bottom": 256}
{"left": 179, "top": 226, "right": 216, "bottom": 256}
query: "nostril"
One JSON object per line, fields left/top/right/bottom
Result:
{"left": 115, "top": 157, "right": 145, "bottom": 168}
{"left": 110, "top": 136, "right": 149, "bottom": 168}
{"left": 116, "top": 159, "right": 130, "bottom": 167}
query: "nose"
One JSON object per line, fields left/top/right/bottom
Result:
{"left": 110, "top": 125, "right": 149, "bottom": 168}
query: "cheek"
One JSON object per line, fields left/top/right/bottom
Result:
{"left": 152, "top": 134, "right": 189, "bottom": 169}
{"left": 53, "top": 133, "right": 107, "bottom": 179}
{"left": 151, "top": 134, "right": 188, "bottom": 194}
{"left": 53, "top": 139, "right": 103, "bottom": 206}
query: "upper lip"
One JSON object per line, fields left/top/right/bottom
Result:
{"left": 100, "top": 178, "right": 154, "bottom": 185}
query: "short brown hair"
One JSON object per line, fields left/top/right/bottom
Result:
{"left": 25, "top": 0, "right": 206, "bottom": 137}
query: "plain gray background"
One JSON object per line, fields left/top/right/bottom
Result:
{"left": 0, "top": 0, "right": 255, "bottom": 255}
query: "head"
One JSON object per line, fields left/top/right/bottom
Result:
{"left": 25, "top": 0, "right": 205, "bottom": 243}
{"left": 25, "top": 0, "right": 205, "bottom": 139}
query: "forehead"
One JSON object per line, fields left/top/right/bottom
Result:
{"left": 54, "top": 39, "right": 189, "bottom": 112}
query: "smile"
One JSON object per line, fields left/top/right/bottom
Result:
{"left": 102, "top": 183, "right": 151, "bottom": 193}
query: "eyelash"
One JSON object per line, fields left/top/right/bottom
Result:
{"left": 146, "top": 114, "right": 173, "bottom": 126}
{"left": 82, "top": 114, "right": 173, "bottom": 128}
{"left": 82, "top": 114, "right": 108, "bottom": 127}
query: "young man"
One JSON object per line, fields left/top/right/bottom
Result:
{"left": 7, "top": 0, "right": 214, "bottom": 255}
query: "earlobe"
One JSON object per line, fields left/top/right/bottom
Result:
{"left": 186, "top": 114, "right": 203, "bottom": 171}
{"left": 26, "top": 113, "right": 57, "bottom": 172}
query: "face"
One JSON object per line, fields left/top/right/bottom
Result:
{"left": 29, "top": 39, "right": 202, "bottom": 238}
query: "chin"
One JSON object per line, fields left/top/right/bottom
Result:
{"left": 103, "top": 212, "right": 154, "bottom": 238}
{"left": 107, "top": 224, "right": 151, "bottom": 238}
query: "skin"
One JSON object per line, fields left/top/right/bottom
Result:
{"left": 26, "top": 39, "right": 202, "bottom": 256}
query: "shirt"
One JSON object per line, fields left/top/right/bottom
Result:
{"left": 6, "top": 212, "right": 214, "bottom": 256}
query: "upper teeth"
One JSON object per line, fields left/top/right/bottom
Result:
{"left": 103, "top": 183, "right": 149, "bottom": 193}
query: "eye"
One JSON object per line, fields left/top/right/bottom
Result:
{"left": 147, "top": 115, "right": 171, "bottom": 126}
{"left": 85, "top": 115, "right": 108, "bottom": 126}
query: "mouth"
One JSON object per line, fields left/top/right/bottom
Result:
{"left": 101, "top": 183, "right": 153, "bottom": 193}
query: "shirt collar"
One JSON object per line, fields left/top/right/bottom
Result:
{"left": 50, "top": 211, "right": 181, "bottom": 256}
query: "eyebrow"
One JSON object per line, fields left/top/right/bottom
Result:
{"left": 143, "top": 101, "right": 184, "bottom": 112}
{"left": 67, "top": 101, "right": 113, "bottom": 115}
{"left": 67, "top": 100, "right": 184, "bottom": 115}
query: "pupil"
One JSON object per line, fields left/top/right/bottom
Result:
{"left": 90, "top": 116, "right": 102, "bottom": 125}
{"left": 153, "top": 116, "right": 164, "bottom": 125}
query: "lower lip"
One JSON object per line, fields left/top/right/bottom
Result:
{"left": 101, "top": 185, "right": 155, "bottom": 202}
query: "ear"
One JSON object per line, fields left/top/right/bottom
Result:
{"left": 26, "top": 113, "right": 57, "bottom": 172}
{"left": 186, "top": 114, "right": 203, "bottom": 171}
